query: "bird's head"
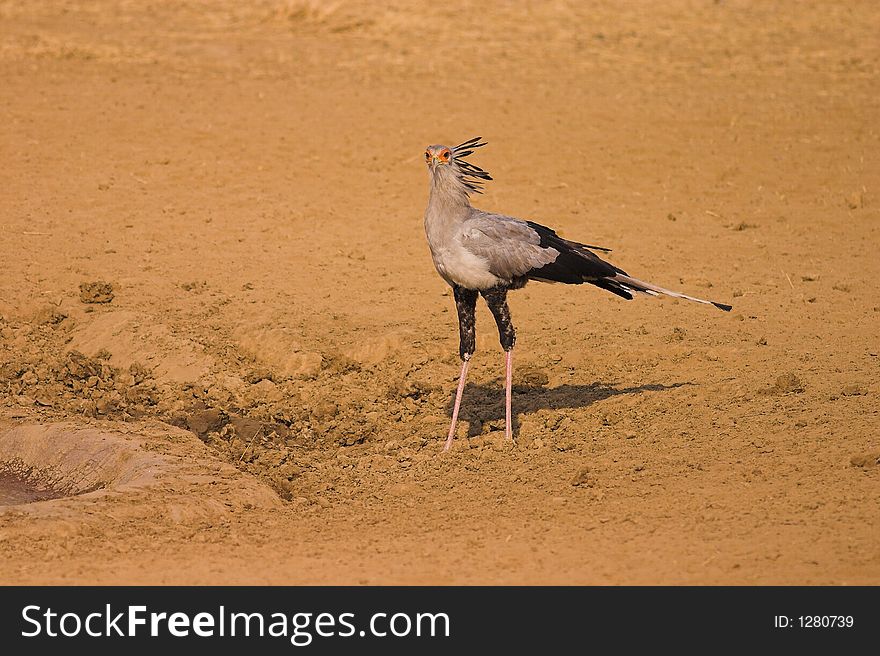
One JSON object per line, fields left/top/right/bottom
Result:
{"left": 424, "top": 137, "right": 492, "bottom": 195}
{"left": 425, "top": 144, "right": 454, "bottom": 170}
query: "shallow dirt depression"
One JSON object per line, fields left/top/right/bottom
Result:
{"left": 0, "top": 424, "right": 165, "bottom": 506}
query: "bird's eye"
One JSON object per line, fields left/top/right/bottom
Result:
{"left": 425, "top": 151, "right": 430, "bottom": 160}
{"left": 441, "top": 150, "right": 451, "bottom": 159}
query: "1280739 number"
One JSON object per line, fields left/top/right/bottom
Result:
{"left": 799, "top": 616, "right": 854, "bottom": 628}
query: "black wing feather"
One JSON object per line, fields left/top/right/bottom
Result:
{"left": 524, "top": 221, "right": 624, "bottom": 287}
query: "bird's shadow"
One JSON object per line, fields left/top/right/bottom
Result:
{"left": 447, "top": 380, "right": 691, "bottom": 438}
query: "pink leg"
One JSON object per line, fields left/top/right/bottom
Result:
{"left": 505, "top": 349, "right": 513, "bottom": 441}
{"left": 444, "top": 358, "right": 470, "bottom": 451}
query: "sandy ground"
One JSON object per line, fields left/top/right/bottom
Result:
{"left": 0, "top": 0, "right": 878, "bottom": 584}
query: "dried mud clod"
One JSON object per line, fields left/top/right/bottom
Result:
{"left": 518, "top": 365, "right": 550, "bottom": 388}
{"left": 79, "top": 281, "right": 114, "bottom": 304}
{"left": 2, "top": 344, "right": 159, "bottom": 419}
{"left": 570, "top": 465, "right": 595, "bottom": 488}
{"left": 768, "top": 373, "right": 805, "bottom": 395}
{"left": 841, "top": 384, "right": 867, "bottom": 397}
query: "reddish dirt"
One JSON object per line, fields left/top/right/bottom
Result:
{"left": 1, "top": 0, "right": 878, "bottom": 584}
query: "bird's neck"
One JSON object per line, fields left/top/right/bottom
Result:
{"left": 428, "top": 174, "right": 471, "bottom": 213}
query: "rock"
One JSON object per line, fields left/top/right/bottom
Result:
{"left": 311, "top": 401, "right": 338, "bottom": 421}
{"left": 262, "top": 422, "right": 289, "bottom": 439}
{"left": 30, "top": 306, "right": 67, "bottom": 326}
{"left": 485, "top": 418, "right": 505, "bottom": 433}
{"left": 277, "top": 480, "right": 296, "bottom": 499}
{"left": 339, "top": 433, "right": 365, "bottom": 447}
{"left": 554, "top": 438, "right": 577, "bottom": 452}
{"left": 229, "top": 416, "right": 262, "bottom": 440}
{"left": 34, "top": 391, "right": 55, "bottom": 407}
{"left": 252, "top": 378, "right": 278, "bottom": 395}
{"left": 245, "top": 368, "right": 275, "bottom": 384}
{"left": 79, "top": 281, "right": 114, "bottom": 304}
{"left": 79, "top": 399, "right": 97, "bottom": 417}
{"left": 570, "top": 466, "right": 594, "bottom": 487}
{"left": 841, "top": 384, "right": 866, "bottom": 396}
{"left": 519, "top": 366, "right": 550, "bottom": 388}
{"left": 186, "top": 408, "right": 226, "bottom": 437}
{"left": 206, "top": 385, "right": 231, "bottom": 405}
{"left": 770, "top": 373, "right": 804, "bottom": 394}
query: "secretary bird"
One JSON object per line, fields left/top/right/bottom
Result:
{"left": 423, "top": 137, "right": 732, "bottom": 451}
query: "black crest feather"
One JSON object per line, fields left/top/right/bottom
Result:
{"left": 452, "top": 136, "right": 492, "bottom": 194}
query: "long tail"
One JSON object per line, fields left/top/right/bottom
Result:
{"left": 522, "top": 221, "right": 732, "bottom": 311}
{"left": 606, "top": 273, "right": 732, "bottom": 311}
